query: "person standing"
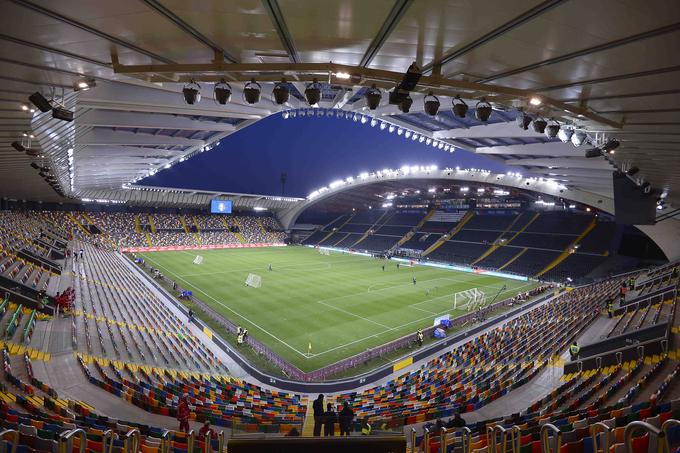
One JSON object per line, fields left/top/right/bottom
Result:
{"left": 177, "top": 394, "right": 190, "bottom": 433}
{"left": 339, "top": 401, "right": 354, "bottom": 436}
{"left": 324, "top": 402, "right": 337, "bottom": 436}
{"left": 198, "top": 420, "right": 214, "bottom": 440}
{"left": 569, "top": 341, "right": 580, "bottom": 361}
{"left": 313, "top": 394, "right": 324, "bottom": 436}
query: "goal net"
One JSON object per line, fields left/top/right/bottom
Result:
{"left": 193, "top": 255, "right": 204, "bottom": 265}
{"left": 245, "top": 273, "right": 262, "bottom": 288}
{"left": 319, "top": 248, "right": 331, "bottom": 256}
{"left": 453, "top": 288, "right": 486, "bottom": 311}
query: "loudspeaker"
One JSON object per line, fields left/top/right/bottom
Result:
{"left": 612, "top": 171, "right": 656, "bottom": 225}
{"left": 52, "top": 107, "right": 74, "bottom": 122}
{"left": 29, "top": 92, "right": 52, "bottom": 112}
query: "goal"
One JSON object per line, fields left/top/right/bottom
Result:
{"left": 193, "top": 255, "right": 204, "bottom": 265}
{"left": 318, "top": 248, "right": 331, "bottom": 256}
{"left": 453, "top": 288, "right": 486, "bottom": 311}
{"left": 245, "top": 273, "right": 262, "bottom": 288}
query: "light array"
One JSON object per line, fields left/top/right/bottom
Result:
{"left": 307, "top": 166, "right": 566, "bottom": 201}
{"left": 281, "top": 109, "right": 454, "bottom": 153}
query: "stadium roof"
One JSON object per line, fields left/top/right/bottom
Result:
{"left": 0, "top": 1, "right": 679, "bottom": 214}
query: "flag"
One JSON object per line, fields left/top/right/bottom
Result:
{"left": 308, "top": 342, "right": 312, "bottom": 353}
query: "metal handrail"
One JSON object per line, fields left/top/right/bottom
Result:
{"left": 124, "top": 429, "right": 140, "bottom": 453}
{"left": 187, "top": 430, "right": 195, "bottom": 453}
{"left": 160, "top": 430, "right": 170, "bottom": 453}
{"left": 661, "top": 419, "right": 679, "bottom": 453}
{"left": 411, "top": 428, "right": 417, "bottom": 453}
{"left": 440, "top": 427, "right": 447, "bottom": 453}
{"left": 423, "top": 428, "right": 431, "bottom": 453}
{"left": 217, "top": 431, "right": 225, "bottom": 453}
{"left": 102, "top": 429, "right": 114, "bottom": 453}
{"left": 508, "top": 425, "right": 521, "bottom": 453}
{"left": 461, "top": 426, "right": 472, "bottom": 453}
{"left": 624, "top": 421, "right": 665, "bottom": 453}
{"left": 590, "top": 422, "right": 612, "bottom": 453}
{"left": 540, "top": 424, "right": 562, "bottom": 453}
{"left": 0, "top": 429, "right": 19, "bottom": 453}
{"left": 59, "top": 429, "right": 86, "bottom": 453}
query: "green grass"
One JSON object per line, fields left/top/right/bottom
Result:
{"left": 138, "top": 246, "right": 536, "bottom": 373}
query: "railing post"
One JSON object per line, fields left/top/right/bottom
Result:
{"left": 102, "top": 430, "right": 114, "bottom": 453}
{"left": 637, "top": 345, "right": 645, "bottom": 359}
{"left": 660, "top": 339, "right": 668, "bottom": 354}
{"left": 509, "top": 426, "right": 521, "bottom": 453}
{"left": 596, "top": 357, "right": 602, "bottom": 369}
{"left": 590, "top": 422, "right": 612, "bottom": 453}
{"left": 411, "top": 428, "right": 417, "bottom": 453}
{"left": 661, "top": 419, "right": 680, "bottom": 453}
{"left": 124, "top": 429, "right": 140, "bottom": 453}
{"left": 461, "top": 427, "right": 472, "bottom": 453}
{"left": 540, "top": 424, "right": 562, "bottom": 453}
{"left": 624, "top": 421, "right": 664, "bottom": 453}
{"left": 424, "top": 428, "right": 431, "bottom": 453}
{"left": 616, "top": 352, "right": 623, "bottom": 366}
{"left": 187, "top": 430, "right": 195, "bottom": 453}
{"left": 440, "top": 427, "right": 448, "bottom": 453}
{"left": 577, "top": 361, "right": 583, "bottom": 373}
{"left": 59, "top": 429, "right": 86, "bottom": 453}
{"left": 0, "top": 429, "right": 19, "bottom": 453}
{"left": 160, "top": 430, "right": 170, "bottom": 453}
{"left": 218, "top": 431, "right": 225, "bottom": 453}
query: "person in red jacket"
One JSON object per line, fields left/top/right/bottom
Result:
{"left": 177, "top": 394, "right": 190, "bottom": 433}
{"left": 198, "top": 420, "right": 214, "bottom": 440}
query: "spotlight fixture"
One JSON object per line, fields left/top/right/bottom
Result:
{"left": 626, "top": 167, "right": 639, "bottom": 176}
{"left": 452, "top": 95, "right": 468, "bottom": 118}
{"left": 28, "top": 92, "right": 52, "bottom": 112}
{"left": 516, "top": 111, "right": 532, "bottom": 130}
{"left": 545, "top": 118, "right": 560, "bottom": 138}
{"left": 571, "top": 131, "right": 587, "bottom": 147}
{"left": 389, "top": 62, "right": 422, "bottom": 105}
{"left": 601, "top": 139, "right": 620, "bottom": 153}
{"left": 475, "top": 98, "right": 492, "bottom": 122}
{"left": 214, "top": 79, "right": 232, "bottom": 105}
{"left": 557, "top": 128, "right": 574, "bottom": 143}
{"left": 11, "top": 141, "right": 25, "bottom": 152}
{"left": 30, "top": 162, "right": 39, "bottom": 170}
{"left": 365, "top": 84, "right": 381, "bottom": 110}
{"left": 529, "top": 96, "right": 542, "bottom": 106}
{"left": 423, "top": 91, "right": 440, "bottom": 116}
{"left": 272, "top": 79, "right": 290, "bottom": 105}
{"left": 584, "top": 147, "right": 602, "bottom": 158}
{"left": 243, "top": 79, "right": 261, "bottom": 104}
{"left": 52, "top": 106, "right": 74, "bottom": 122}
{"left": 399, "top": 95, "right": 413, "bottom": 113}
{"left": 182, "top": 80, "right": 201, "bottom": 105}
{"left": 305, "top": 78, "right": 322, "bottom": 106}
{"left": 73, "top": 78, "right": 95, "bottom": 92}
{"left": 532, "top": 117, "right": 547, "bottom": 134}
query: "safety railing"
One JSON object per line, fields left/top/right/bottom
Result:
{"left": 624, "top": 421, "right": 665, "bottom": 453}
{"left": 59, "top": 429, "right": 86, "bottom": 453}
{"left": 102, "top": 429, "right": 114, "bottom": 453}
{"left": 589, "top": 422, "right": 612, "bottom": 453}
{"left": 124, "top": 429, "right": 140, "bottom": 453}
{"left": 661, "top": 419, "right": 680, "bottom": 453}
{"left": 487, "top": 425, "right": 520, "bottom": 453}
{"left": 0, "top": 429, "right": 19, "bottom": 453}
{"left": 159, "top": 429, "right": 170, "bottom": 453}
{"left": 540, "top": 424, "right": 562, "bottom": 453}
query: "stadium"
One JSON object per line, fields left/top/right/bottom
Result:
{"left": 0, "top": 1, "right": 679, "bottom": 452}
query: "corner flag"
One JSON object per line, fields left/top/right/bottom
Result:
{"left": 308, "top": 342, "right": 312, "bottom": 354}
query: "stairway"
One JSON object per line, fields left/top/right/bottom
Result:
{"left": 144, "top": 232, "right": 153, "bottom": 247}
{"left": 133, "top": 215, "right": 142, "bottom": 234}
{"left": 179, "top": 216, "right": 190, "bottom": 233}
{"left": 498, "top": 247, "right": 528, "bottom": 270}
{"left": 353, "top": 210, "right": 393, "bottom": 247}
{"left": 318, "top": 212, "right": 356, "bottom": 245}
{"left": 231, "top": 217, "right": 246, "bottom": 243}
{"left": 422, "top": 211, "right": 474, "bottom": 257}
{"left": 147, "top": 215, "right": 157, "bottom": 233}
{"left": 472, "top": 211, "right": 526, "bottom": 265}
{"left": 391, "top": 207, "right": 437, "bottom": 251}
{"left": 536, "top": 217, "right": 598, "bottom": 277}
{"left": 66, "top": 213, "right": 90, "bottom": 236}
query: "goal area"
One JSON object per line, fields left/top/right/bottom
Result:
{"left": 245, "top": 273, "right": 262, "bottom": 288}
{"left": 193, "top": 255, "right": 203, "bottom": 265}
{"left": 453, "top": 288, "right": 486, "bottom": 311}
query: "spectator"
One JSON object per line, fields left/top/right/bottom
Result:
{"left": 569, "top": 341, "right": 580, "bottom": 361}
{"left": 198, "top": 420, "right": 214, "bottom": 440}
{"left": 312, "top": 394, "right": 324, "bottom": 436}
{"left": 285, "top": 427, "right": 300, "bottom": 437}
{"left": 360, "top": 418, "right": 372, "bottom": 436}
{"left": 324, "top": 402, "right": 336, "bottom": 436}
{"left": 339, "top": 401, "right": 353, "bottom": 436}
{"left": 177, "top": 394, "right": 190, "bottom": 433}
{"left": 446, "top": 412, "right": 466, "bottom": 428}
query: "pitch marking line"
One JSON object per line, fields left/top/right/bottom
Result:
{"left": 307, "top": 281, "right": 537, "bottom": 358}
{"left": 316, "top": 300, "right": 391, "bottom": 329}
{"left": 142, "top": 255, "right": 310, "bottom": 358}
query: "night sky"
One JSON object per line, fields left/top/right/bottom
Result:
{"left": 140, "top": 112, "right": 514, "bottom": 198}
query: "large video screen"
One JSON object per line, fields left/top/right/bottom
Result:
{"left": 210, "top": 199, "right": 232, "bottom": 214}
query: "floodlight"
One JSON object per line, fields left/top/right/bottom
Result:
{"left": 626, "top": 167, "right": 639, "bottom": 176}
{"left": 545, "top": 118, "right": 560, "bottom": 138}
{"left": 529, "top": 96, "right": 542, "bottom": 106}
{"left": 602, "top": 139, "right": 620, "bottom": 153}
{"left": 214, "top": 79, "right": 232, "bottom": 104}
{"left": 399, "top": 95, "right": 413, "bottom": 113}
{"left": 532, "top": 117, "right": 547, "bottom": 134}
{"left": 584, "top": 147, "right": 602, "bottom": 158}
{"left": 452, "top": 95, "right": 468, "bottom": 118}
{"left": 73, "top": 78, "right": 95, "bottom": 92}
{"left": 571, "top": 131, "right": 587, "bottom": 147}
{"left": 29, "top": 92, "right": 52, "bottom": 112}
{"left": 305, "top": 78, "right": 322, "bottom": 105}
{"left": 365, "top": 84, "right": 381, "bottom": 110}
{"left": 423, "top": 91, "right": 440, "bottom": 116}
{"left": 557, "top": 128, "right": 574, "bottom": 143}
{"left": 243, "top": 79, "right": 261, "bottom": 104}
{"left": 517, "top": 111, "right": 532, "bottom": 130}
{"left": 475, "top": 98, "right": 492, "bottom": 122}
{"left": 11, "top": 141, "right": 25, "bottom": 152}
{"left": 272, "top": 80, "right": 290, "bottom": 105}
{"left": 52, "top": 107, "right": 74, "bottom": 122}
{"left": 182, "top": 80, "right": 201, "bottom": 105}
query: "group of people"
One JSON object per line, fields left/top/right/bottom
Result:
{"left": 237, "top": 326, "right": 249, "bottom": 346}
{"left": 312, "top": 394, "right": 355, "bottom": 436}
{"left": 175, "top": 393, "right": 218, "bottom": 440}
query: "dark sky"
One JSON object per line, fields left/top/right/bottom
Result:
{"left": 140, "top": 112, "right": 513, "bottom": 198}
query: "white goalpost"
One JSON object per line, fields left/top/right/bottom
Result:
{"left": 453, "top": 288, "right": 486, "bottom": 311}
{"left": 193, "top": 255, "right": 204, "bottom": 265}
{"left": 245, "top": 273, "right": 262, "bottom": 288}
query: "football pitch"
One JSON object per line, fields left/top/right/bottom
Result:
{"left": 138, "top": 246, "right": 537, "bottom": 372}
